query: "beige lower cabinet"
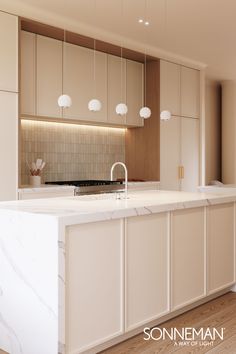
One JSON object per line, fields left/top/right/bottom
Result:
{"left": 207, "top": 203, "right": 235, "bottom": 294}
{"left": 125, "top": 213, "right": 169, "bottom": 331}
{"left": 66, "top": 220, "right": 124, "bottom": 353}
{"left": 171, "top": 207, "right": 205, "bottom": 310}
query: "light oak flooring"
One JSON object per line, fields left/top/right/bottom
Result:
{"left": 100, "top": 292, "right": 236, "bottom": 354}
{"left": 1, "top": 292, "right": 236, "bottom": 354}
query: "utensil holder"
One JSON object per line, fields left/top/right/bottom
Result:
{"left": 29, "top": 176, "right": 41, "bottom": 187}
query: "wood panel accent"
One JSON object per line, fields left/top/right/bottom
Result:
{"left": 100, "top": 292, "right": 236, "bottom": 354}
{"left": 20, "top": 18, "right": 64, "bottom": 41}
{"left": 125, "top": 60, "right": 160, "bottom": 180}
{"left": 20, "top": 18, "right": 154, "bottom": 63}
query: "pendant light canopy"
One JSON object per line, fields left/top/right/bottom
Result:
{"left": 58, "top": 29, "right": 72, "bottom": 108}
{"left": 160, "top": 110, "right": 171, "bottom": 121}
{"left": 88, "top": 39, "right": 102, "bottom": 112}
{"left": 116, "top": 103, "right": 128, "bottom": 115}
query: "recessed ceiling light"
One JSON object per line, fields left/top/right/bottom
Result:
{"left": 144, "top": 21, "right": 150, "bottom": 26}
{"left": 138, "top": 18, "right": 144, "bottom": 23}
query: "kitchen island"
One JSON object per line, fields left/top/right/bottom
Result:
{"left": 0, "top": 189, "right": 236, "bottom": 354}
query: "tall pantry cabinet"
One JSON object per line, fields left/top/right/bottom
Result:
{"left": 160, "top": 60, "right": 200, "bottom": 192}
{"left": 0, "top": 11, "right": 18, "bottom": 201}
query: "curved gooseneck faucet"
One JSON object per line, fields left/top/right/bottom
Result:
{"left": 110, "top": 162, "right": 128, "bottom": 199}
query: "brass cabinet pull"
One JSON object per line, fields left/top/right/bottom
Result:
{"left": 178, "top": 166, "right": 182, "bottom": 179}
{"left": 178, "top": 166, "right": 185, "bottom": 179}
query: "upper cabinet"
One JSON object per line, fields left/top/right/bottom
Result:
{"left": 36, "top": 35, "right": 62, "bottom": 118}
{"left": 0, "top": 12, "right": 18, "bottom": 92}
{"left": 181, "top": 66, "right": 200, "bottom": 118}
{"left": 107, "top": 55, "right": 127, "bottom": 126}
{"left": 21, "top": 31, "right": 36, "bottom": 115}
{"left": 126, "top": 60, "right": 144, "bottom": 127}
{"left": 20, "top": 32, "right": 144, "bottom": 127}
{"left": 64, "top": 43, "right": 107, "bottom": 123}
{"left": 160, "top": 59, "right": 200, "bottom": 119}
{"left": 160, "top": 60, "right": 180, "bottom": 116}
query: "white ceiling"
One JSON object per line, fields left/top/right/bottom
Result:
{"left": 2, "top": 0, "right": 236, "bottom": 81}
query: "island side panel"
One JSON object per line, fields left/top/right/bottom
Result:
{"left": 65, "top": 219, "right": 124, "bottom": 354}
{"left": 0, "top": 210, "right": 59, "bottom": 354}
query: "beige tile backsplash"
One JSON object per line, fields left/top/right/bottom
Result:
{"left": 20, "top": 120, "right": 126, "bottom": 185}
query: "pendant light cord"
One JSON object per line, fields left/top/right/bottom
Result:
{"left": 93, "top": 38, "right": 96, "bottom": 96}
{"left": 62, "top": 29, "right": 65, "bottom": 96}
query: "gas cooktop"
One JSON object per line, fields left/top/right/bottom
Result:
{"left": 45, "top": 180, "right": 124, "bottom": 195}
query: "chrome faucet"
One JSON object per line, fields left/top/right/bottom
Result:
{"left": 110, "top": 162, "right": 128, "bottom": 199}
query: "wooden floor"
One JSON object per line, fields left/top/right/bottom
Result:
{"left": 100, "top": 292, "right": 236, "bottom": 354}
{"left": 1, "top": 292, "right": 236, "bottom": 354}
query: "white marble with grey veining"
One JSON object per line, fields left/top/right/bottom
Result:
{"left": 1, "top": 189, "right": 236, "bottom": 354}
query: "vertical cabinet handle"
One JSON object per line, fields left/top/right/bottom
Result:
{"left": 178, "top": 166, "right": 182, "bottom": 179}
{"left": 178, "top": 166, "right": 185, "bottom": 179}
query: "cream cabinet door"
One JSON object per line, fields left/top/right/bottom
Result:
{"left": 66, "top": 220, "right": 124, "bottom": 353}
{"left": 126, "top": 60, "right": 144, "bottom": 127}
{"left": 126, "top": 213, "right": 169, "bottom": 331}
{"left": 108, "top": 55, "right": 127, "bottom": 125}
{"left": 0, "top": 92, "right": 18, "bottom": 201}
{"left": 0, "top": 11, "right": 18, "bottom": 92}
{"left": 181, "top": 117, "right": 199, "bottom": 192}
{"left": 160, "top": 116, "right": 181, "bottom": 191}
{"left": 160, "top": 60, "right": 180, "bottom": 116}
{"left": 207, "top": 203, "right": 235, "bottom": 294}
{"left": 181, "top": 66, "right": 200, "bottom": 118}
{"left": 64, "top": 43, "right": 107, "bottom": 123}
{"left": 171, "top": 207, "right": 205, "bottom": 311}
{"left": 20, "top": 31, "right": 36, "bottom": 115}
{"left": 36, "top": 35, "right": 62, "bottom": 118}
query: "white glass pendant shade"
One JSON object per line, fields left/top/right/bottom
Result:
{"left": 116, "top": 103, "right": 128, "bottom": 116}
{"left": 58, "top": 94, "right": 72, "bottom": 108}
{"left": 88, "top": 99, "right": 102, "bottom": 112}
{"left": 160, "top": 110, "right": 171, "bottom": 121}
{"left": 139, "top": 106, "right": 151, "bottom": 119}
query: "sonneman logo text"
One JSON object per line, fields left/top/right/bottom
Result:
{"left": 143, "top": 327, "right": 224, "bottom": 341}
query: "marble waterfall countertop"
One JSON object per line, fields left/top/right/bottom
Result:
{"left": 1, "top": 189, "right": 236, "bottom": 226}
{"left": 1, "top": 188, "right": 236, "bottom": 354}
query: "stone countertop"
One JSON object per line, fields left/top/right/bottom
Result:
{"left": 18, "top": 184, "right": 76, "bottom": 193}
{"left": 18, "top": 181, "right": 160, "bottom": 193}
{"left": 1, "top": 189, "right": 236, "bottom": 226}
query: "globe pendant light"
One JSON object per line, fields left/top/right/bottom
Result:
{"left": 160, "top": 110, "right": 171, "bottom": 121}
{"left": 116, "top": 47, "right": 128, "bottom": 116}
{"left": 58, "top": 94, "right": 72, "bottom": 108}
{"left": 139, "top": 53, "right": 151, "bottom": 119}
{"left": 116, "top": 103, "right": 128, "bottom": 115}
{"left": 88, "top": 39, "right": 102, "bottom": 112}
{"left": 58, "top": 29, "right": 72, "bottom": 108}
